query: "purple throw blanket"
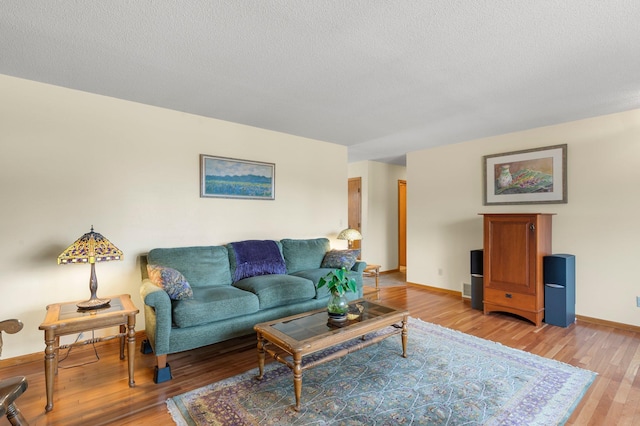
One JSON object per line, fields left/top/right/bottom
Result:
{"left": 231, "top": 240, "right": 286, "bottom": 282}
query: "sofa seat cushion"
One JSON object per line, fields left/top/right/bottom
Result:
{"left": 281, "top": 238, "right": 330, "bottom": 273}
{"left": 233, "top": 274, "right": 316, "bottom": 310}
{"left": 172, "top": 286, "right": 259, "bottom": 328}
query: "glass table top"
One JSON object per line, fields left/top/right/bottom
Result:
{"left": 271, "top": 300, "right": 400, "bottom": 341}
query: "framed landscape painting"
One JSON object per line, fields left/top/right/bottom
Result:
{"left": 200, "top": 155, "right": 275, "bottom": 200}
{"left": 483, "top": 144, "right": 567, "bottom": 205}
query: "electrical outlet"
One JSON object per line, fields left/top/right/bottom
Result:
{"left": 636, "top": 296, "right": 640, "bottom": 308}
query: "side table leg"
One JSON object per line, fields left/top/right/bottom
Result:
{"left": 119, "top": 324, "right": 125, "bottom": 360}
{"left": 401, "top": 315, "right": 408, "bottom": 358}
{"left": 127, "top": 316, "right": 136, "bottom": 387}
{"left": 293, "top": 354, "right": 302, "bottom": 411}
{"left": 54, "top": 336, "right": 60, "bottom": 376}
{"left": 256, "top": 333, "right": 265, "bottom": 380}
{"left": 44, "top": 330, "right": 56, "bottom": 412}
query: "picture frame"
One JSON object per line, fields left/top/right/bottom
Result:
{"left": 200, "top": 154, "right": 275, "bottom": 200}
{"left": 483, "top": 144, "right": 567, "bottom": 205}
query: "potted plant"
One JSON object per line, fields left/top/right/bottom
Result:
{"left": 317, "top": 267, "right": 357, "bottom": 321}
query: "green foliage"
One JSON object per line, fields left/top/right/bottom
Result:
{"left": 317, "top": 267, "right": 357, "bottom": 296}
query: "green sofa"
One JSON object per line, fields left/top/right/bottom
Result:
{"left": 139, "top": 238, "right": 365, "bottom": 382}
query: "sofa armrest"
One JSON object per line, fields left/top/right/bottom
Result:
{"left": 140, "top": 279, "right": 172, "bottom": 356}
{"left": 351, "top": 261, "right": 367, "bottom": 273}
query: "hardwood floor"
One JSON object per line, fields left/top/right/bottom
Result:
{"left": 2, "top": 272, "right": 639, "bottom": 425}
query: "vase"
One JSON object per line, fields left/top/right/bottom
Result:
{"left": 497, "top": 164, "right": 513, "bottom": 188}
{"left": 327, "top": 292, "right": 349, "bottom": 321}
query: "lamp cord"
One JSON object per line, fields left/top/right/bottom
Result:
{"left": 58, "top": 330, "right": 100, "bottom": 368}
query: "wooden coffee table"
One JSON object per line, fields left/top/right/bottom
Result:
{"left": 254, "top": 299, "right": 408, "bottom": 411}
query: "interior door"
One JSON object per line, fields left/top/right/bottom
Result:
{"left": 347, "top": 177, "right": 362, "bottom": 252}
{"left": 398, "top": 180, "right": 407, "bottom": 268}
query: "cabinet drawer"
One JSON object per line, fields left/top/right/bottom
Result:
{"left": 484, "top": 288, "right": 537, "bottom": 311}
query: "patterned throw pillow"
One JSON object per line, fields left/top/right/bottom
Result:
{"left": 321, "top": 249, "right": 360, "bottom": 270}
{"left": 147, "top": 264, "right": 193, "bottom": 300}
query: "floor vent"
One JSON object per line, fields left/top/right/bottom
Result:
{"left": 462, "top": 282, "right": 472, "bottom": 299}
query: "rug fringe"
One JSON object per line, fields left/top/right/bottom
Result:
{"left": 166, "top": 399, "right": 189, "bottom": 426}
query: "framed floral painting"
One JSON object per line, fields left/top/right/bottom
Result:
{"left": 483, "top": 144, "right": 567, "bottom": 205}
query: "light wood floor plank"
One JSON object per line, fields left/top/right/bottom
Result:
{"left": 0, "top": 273, "right": 638, "bottom": 425}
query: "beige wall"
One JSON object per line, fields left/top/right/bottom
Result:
{"left": 0, "top": 75, "right": 349, "bottom": 358}
{"left": 4, "top": 72, "right": 638, "bottom": 358}
{"left": 407, "top": 108, "right": 640, "bottom": 327}
{"left": 348, "top": 161, "right": 407, "bottom": 270}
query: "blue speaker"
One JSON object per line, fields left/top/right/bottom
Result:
{"left": 470, "top": 250, "right": 483, "bottom": 310}
{"left": 470, "top": 249, "right": 483, "bottom": 275}
{"left": 544, "top": 254, "right": 576, "bottom": 327}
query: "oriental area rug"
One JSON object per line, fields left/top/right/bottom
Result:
{"left": 167, "top": 318, "right": 595, "bottom": 426}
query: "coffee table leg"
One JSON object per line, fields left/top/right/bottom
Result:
{"left": 256, "top": 333, "right": 265, "bottom": 380}
{"left": 293, "top": 354, "right": 302, "bottom": 411}
{"left": 401, "top": 316, "right": 408, "bottom": 358}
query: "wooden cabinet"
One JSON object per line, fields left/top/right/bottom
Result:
{"left": 481, "top": 213, "right": 553, "bottom": 326}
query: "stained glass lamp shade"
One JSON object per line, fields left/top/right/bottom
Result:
{"left": 57, "top": 226, "right": 123, "bottom": 310}
{"left": 337, "top": 228, "right": 362, "bottom": 249}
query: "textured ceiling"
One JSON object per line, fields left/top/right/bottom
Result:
{"left": 2, "top": 1, "right": 639, "bottom": 165}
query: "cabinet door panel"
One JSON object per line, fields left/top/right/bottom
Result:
{"left": 485, "top": 215, "right": 536, "bottom": 295}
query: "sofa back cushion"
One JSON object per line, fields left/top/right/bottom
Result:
{"left": 280, "top": 238, "right": 330, "bottom": 273}
{"left": 147, "top": 246, "right": 232, "bottom": 288}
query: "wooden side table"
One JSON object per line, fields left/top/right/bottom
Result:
{"left": 38, "top": 294, "right": 139, "bottom": 412}
{"left": 363, "top": 264, "right": 381, "bottom": 299}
